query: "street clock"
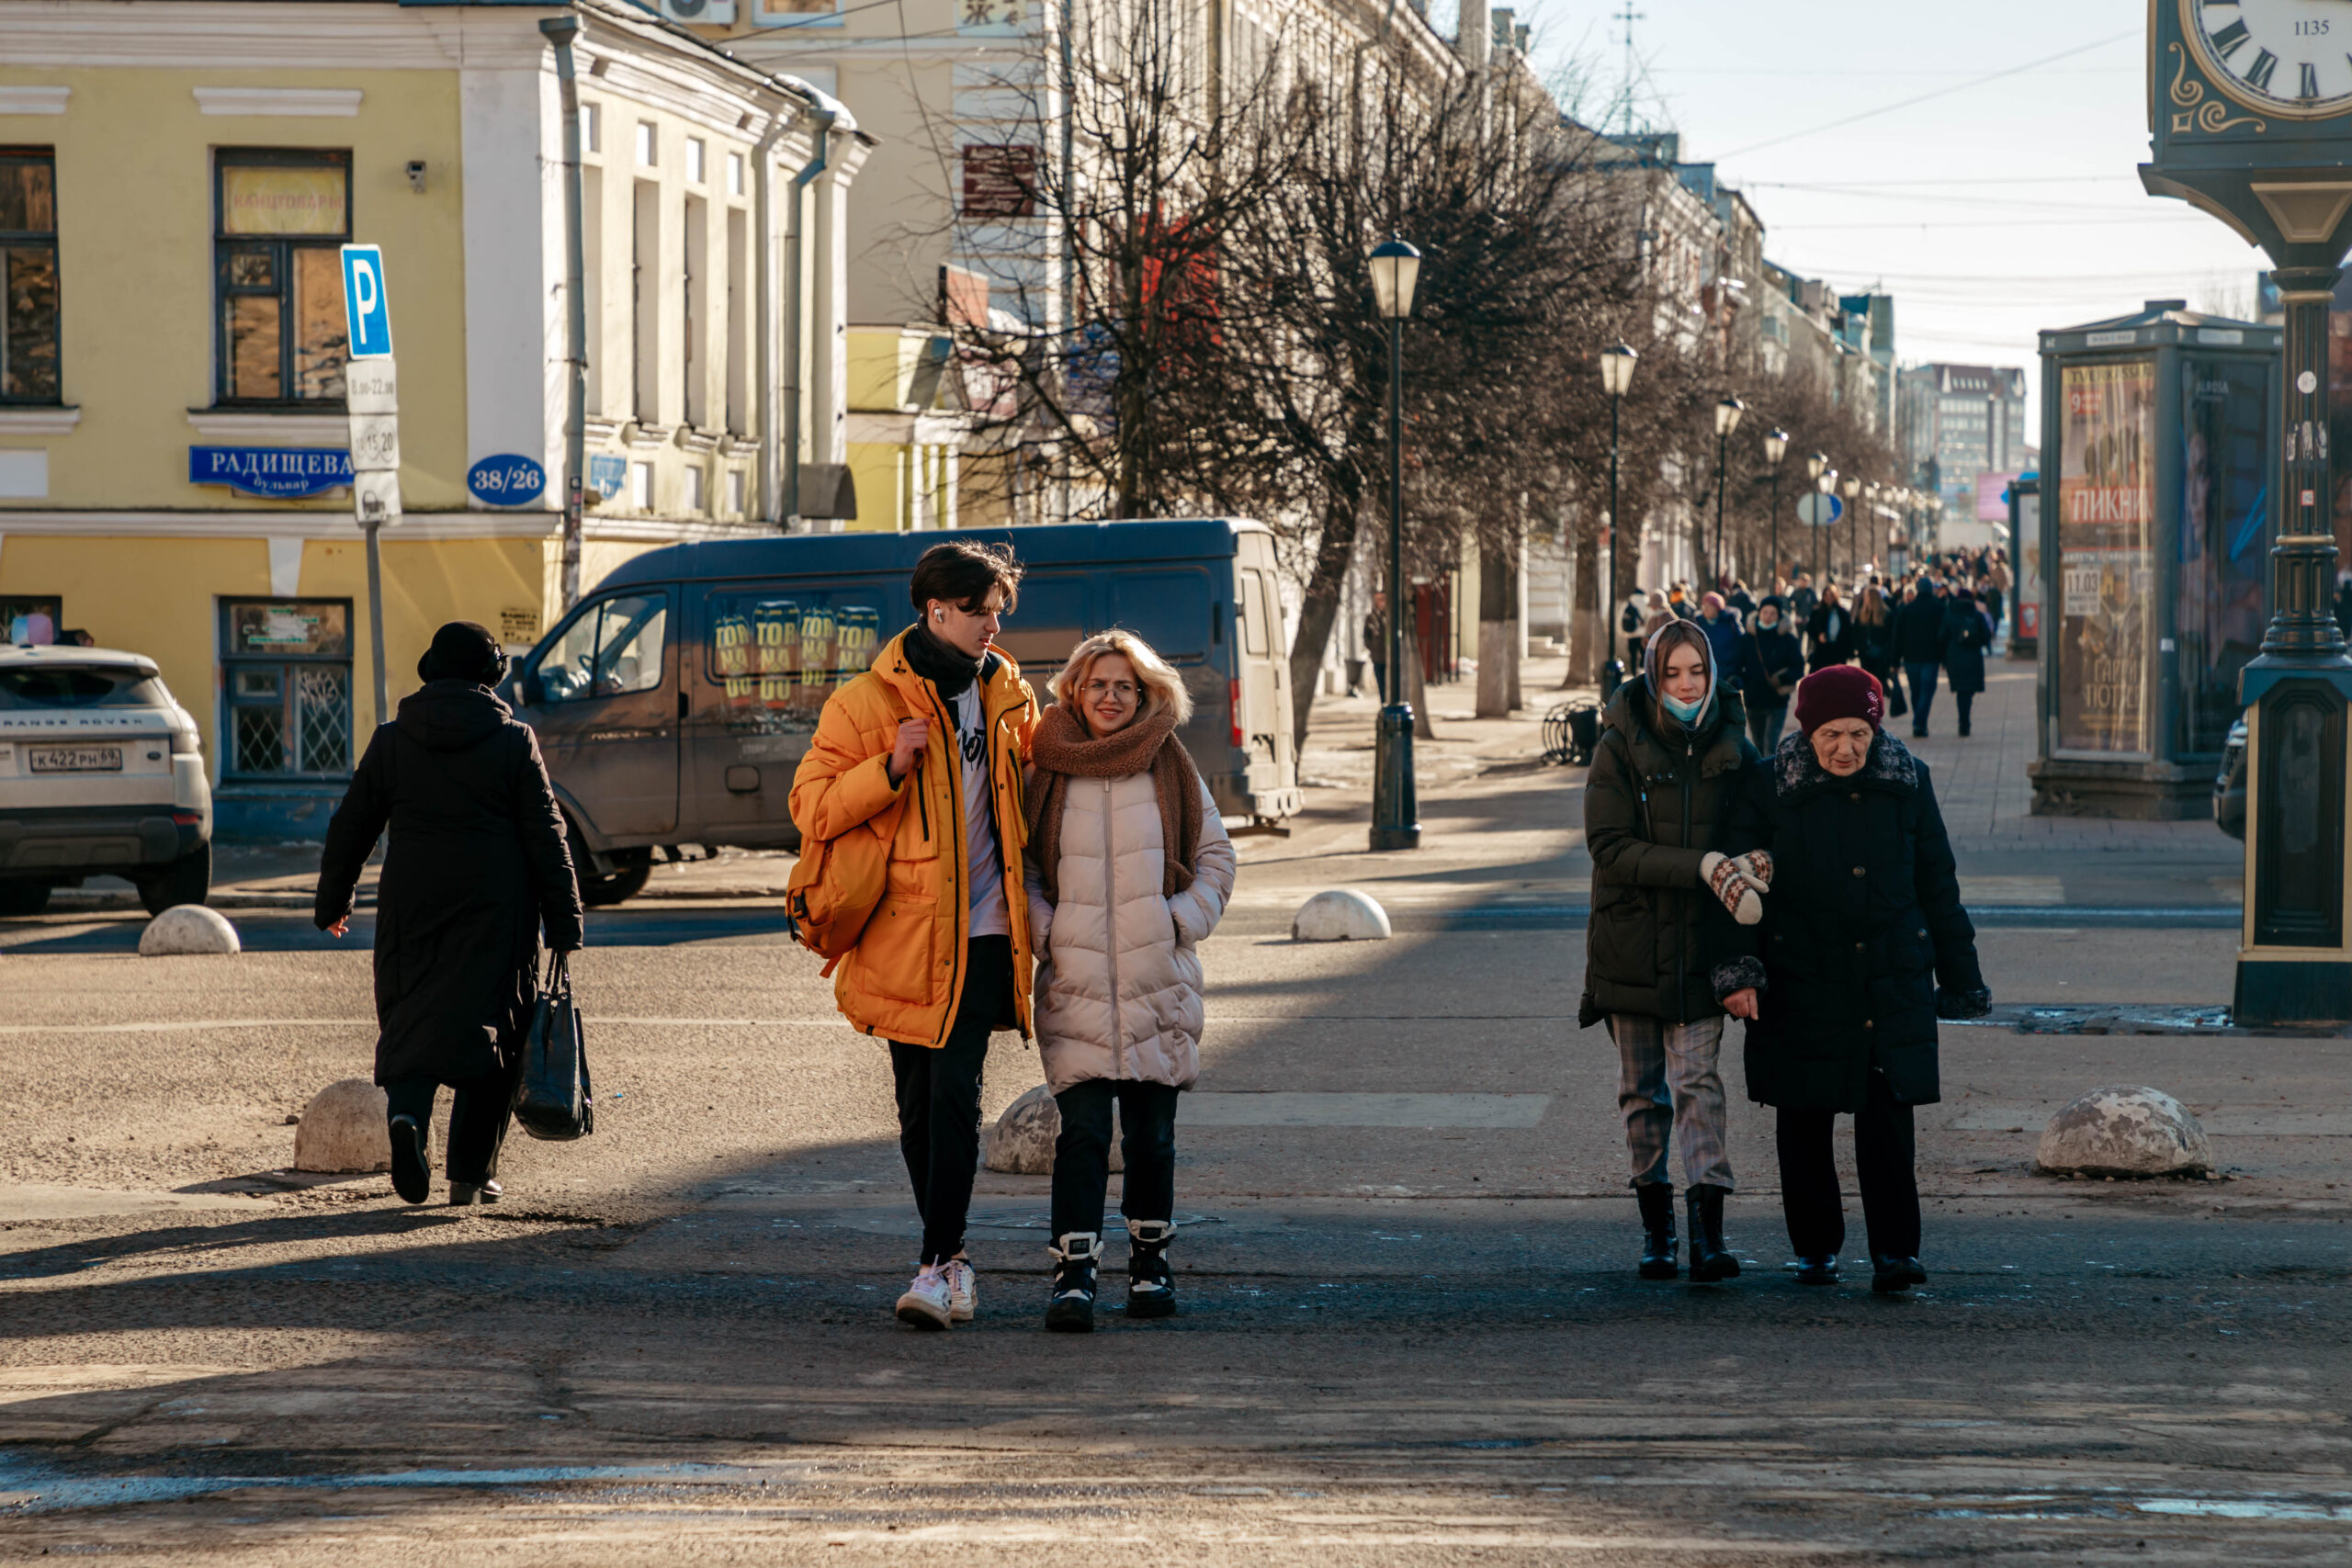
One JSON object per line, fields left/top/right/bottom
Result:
{"left": 2182, "top": 0, "right": 2352, "bottom": 118}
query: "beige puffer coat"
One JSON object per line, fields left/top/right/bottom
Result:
{"left": 1024, "top": 771, "right": 1237, "bottom": 1093}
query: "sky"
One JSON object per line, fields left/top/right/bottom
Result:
{"left": 1506, "top": 0, "right": 2266, "bottom": 433}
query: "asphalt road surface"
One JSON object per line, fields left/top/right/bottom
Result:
{"left": 2, "top": 900, "right": 2347, "bottom": 1565}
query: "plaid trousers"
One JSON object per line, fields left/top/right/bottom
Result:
{"left": 1608, "top": 1013, "right": 1736, "bottom": 1190}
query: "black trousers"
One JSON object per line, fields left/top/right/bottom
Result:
{"left": 1952, "top": 690, "right": 1976, "bottom": 736}
{"left": 384, "top": 1055, "right": 520, "bottom": 1187}
{"left": 889, "top": 935, "right": 1012, "bottom": 1266}
{"left": 1050, "top": 1077, "right": 1180, "bottom": 1244}
{"left": 1774, "top": 1069, "right": 1921, "bottom": 1260}
{"left": 1369, "top": 661, "right": 1387, "bottom": 703}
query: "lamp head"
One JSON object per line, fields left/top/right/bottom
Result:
{"left": 1714, "top": 395, "right": 1747, "bottom": 438}
{"left": 1600, "top": 342, "right": 1638, "bottom": 398}
{"left": 1816, "top": 468, "right": 1838, "bottom": 495}
{"left": 1763, "top": 427, "right": 1790, "bottom": 469}
{"left": 1806, "top": 451, "right": 1828, "bottom": 482}
{"left": 1369, "top": 236, "right": 1421, "bottom": 321}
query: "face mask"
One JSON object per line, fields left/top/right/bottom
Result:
{"left": 1757, "top": 614, "right": 1778, "bottom": 630}
{"left": 1660, "top": 688, "right": 1708, "bottom": 725}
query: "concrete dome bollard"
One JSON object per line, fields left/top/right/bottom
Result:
{"left": 137, "top": 905, "right": 242, "bottom": 956}
{"left": 983, "top": 1083, "right": 1121, "bottom": 1175}
{"left": 1292, "top": 887, "right": 1392, "bottom": 942}
{"left": 293, "top": 1077, "right": 392, "bottom": 1173}
{"left": 2036, "top": 1085, "right": 2212, "bottom": 1178}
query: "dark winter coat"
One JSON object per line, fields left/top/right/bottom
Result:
{"left": 1854, "top": 611, "right": 1896, "bottom": 677}
{"left": 1788, "top": 584, "right": 1818, "bottom": 623}
{"left": 1893, "top": 596, "right": 1951, "bottom": 665}
{"left": 1727, "top": 732, "right": 1986, "bottom": 1112}
{"left": 1698, "top": 611, "right": 1745, "bottom": 690}
{"left": 315, "top": 681, "right": 584, "bottom": 1087}
{"left": 1736, "top": 611, "right": 1804, "bottom": 711}
{"left": 1579, "top": 675, "right": 1759, "bottom": 1026}
{"left": 1941, "top": 603, "right": 1994, "bottom": 694}
{"left": 1804, "top": 603, "right": 1855, "bottom": 671}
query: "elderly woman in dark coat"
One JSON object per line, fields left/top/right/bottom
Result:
{"left": 1728, "top": 665, "right": 1990, "bottom": 1293}
{"left": 315, "top": 622, "right": 583, "bottom": 1206}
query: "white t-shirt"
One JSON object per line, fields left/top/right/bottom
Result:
{"left": 951, "top": 683, "right": 1009, "bottom": 938}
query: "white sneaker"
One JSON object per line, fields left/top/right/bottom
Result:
{"left": 944, "top": 1256, "right": 977, "bottom": 1323}
{"left": 895, "top": 1266, "right": 954, "bottom": 1330}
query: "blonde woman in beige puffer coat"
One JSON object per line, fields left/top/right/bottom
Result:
{"left": 1023, "top": 628, "right": 1236, "bottom": 1333}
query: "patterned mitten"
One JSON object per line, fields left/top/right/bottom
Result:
{"left": 1725, "top": 850, "right": 1773, "bottom": 888}
{"left": 1700, "top": 852, "right": 1765, "bottom": 926}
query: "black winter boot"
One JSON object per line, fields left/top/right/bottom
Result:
{"left": 1045, "top": 1233, "right": 1100, "bottom": 1333}
{"left": 1634, "top": 1183, "right": 1678, "bottom": 1280}
{"left": 388, "top": 1115, "right": 430, "bottom": 1205}
{"left": 1686, "top": 1184, "right": 1741, "bottom": 1282}
{"left": 1126, "top": 1220, "right": 1177, "bottom": 1318}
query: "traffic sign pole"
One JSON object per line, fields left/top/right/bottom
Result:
{"left": 340, "top": 247, "right": 399, "bottom": 729}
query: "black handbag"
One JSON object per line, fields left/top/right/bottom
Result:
{"left": 514, "top": 952, "right": 594, "bottom": 1141}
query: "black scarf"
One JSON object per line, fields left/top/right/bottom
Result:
{"left": 901, "top": 621, "right": 982, "bottom": 703}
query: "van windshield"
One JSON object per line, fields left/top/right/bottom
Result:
{"left": 0, "top": 668, "right": 173, "bottom": 710}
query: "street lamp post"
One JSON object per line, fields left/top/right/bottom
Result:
{"left": 1710, "top": 395, "right": 1746, "bottom": 589}
{"left": 1805, "top": 452, "right": 1828, "bottom": 582}
{"left": 1600, "top": 344, "right": 1638, "bottom": 680}
{"left": 1369, "top": 237, "right": 1421, "bottom": 853}
{"left": 1840, "top": 473, "right": 1862, "bottom": 584}
{"left": 1762, "top": 426, "right": 1789, "bottom": 589}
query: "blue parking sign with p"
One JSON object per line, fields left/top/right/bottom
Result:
{"left": 339, "top": 244, "right": 392, "bottom": 359}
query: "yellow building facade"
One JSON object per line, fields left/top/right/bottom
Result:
{"left": 0, "top": 0, "right": 866, "bottom": 836}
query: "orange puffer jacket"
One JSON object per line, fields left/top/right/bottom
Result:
{"left": 788, "top": 629, "right": 1039, "bottom": 1045}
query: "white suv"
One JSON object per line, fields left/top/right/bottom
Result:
{"left": 0, "top": 646, "right": 212, "bottom": 916}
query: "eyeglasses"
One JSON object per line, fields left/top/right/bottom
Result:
{"left": 1081, "top": 679, "right": 1139, "bottom": 702}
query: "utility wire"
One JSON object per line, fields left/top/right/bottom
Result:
{"left": 1717, "top": 28, "right": 2137, "bottom": 162}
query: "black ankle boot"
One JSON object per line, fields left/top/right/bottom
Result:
{"left": 1871, "top": 1255, "right": 1927, "bottom": 1294}
{"left": 1686, "top": 1184, "right": 1740, "bottom": 1282}
{"left": 1045, "top": 1233, "right": 1100, "bottom": 1333}
{"left": 1634, "top": 1183, "right": 1678, "bottom": 1280}
{"left": 1126, "top": 1220, "right": 1176, "bottom": 1318}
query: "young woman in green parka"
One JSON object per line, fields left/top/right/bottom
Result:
{"left": 1579, "top": 620, "right": 1772, "bottom": 1282}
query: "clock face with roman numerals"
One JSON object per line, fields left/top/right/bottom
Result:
{"left": 2187, "top": 0, "right": 2352, "bottom": 115}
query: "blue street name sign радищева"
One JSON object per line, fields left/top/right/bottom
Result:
{"left": 187, "top": 446, "right": 355, "bottom": 500}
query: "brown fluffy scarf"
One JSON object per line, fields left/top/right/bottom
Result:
{"left": 1023, "top": 701, "right": 1204, "bottom": 907}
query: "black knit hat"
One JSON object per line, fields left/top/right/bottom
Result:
{"left": 417, "top": 620, "right": 507, "bottom": 686}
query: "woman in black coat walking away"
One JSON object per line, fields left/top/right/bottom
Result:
{"left": 1804, "top": 585, "right": 1855, "bottom": 671}
{"left": 1940, "top": 588, "right": 1994, "bottom": 738}
{"left": 1729, "top": 666, "right": 1989, "bottom": 1293}
{"left": 315, "top": 622, "right": 584, "bottom": 1206}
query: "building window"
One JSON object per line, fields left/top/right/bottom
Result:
{"left": 0, "top": 149, "right": 60, "bottom": 405}
{"left": 582, "top": 101, "right": 602, "bottom": 154}
{"left": 636, "top": 122, "right": 657, "bottom": 166}
{"left": 686, "top": 138, "right": 706, "bottom": 185}
{"left": 727, "top": 151, "right": 745, "bottom": 197}
{"left": 214, "top": 150, "right": 351, "bottom": 405}
{"left": 629, "top": 461, "right": 651, "bottom": 509}
{"left": 685, "top": 465, "right": 706, "bottom": 513}
{"left": 726, "top": 468, "right": 745, "bottom": 514}
{"left": 220, "top": 598, "right": 354, "bottom": 778}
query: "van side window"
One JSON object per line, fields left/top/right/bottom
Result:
{"left": 538, "top": 595, "right": 668, "bottom": 703}
{"left": 992, "top": 572, "right": 1088, "bottom": 671}
{"left": 707, "top": 589, "right": 881, "bottom": 717}
{"left": 1238, "top": 570, "right": 1270, "bottom": 657}
{"left": 1109, "top": 568, "right": 1211, "bottom": 661}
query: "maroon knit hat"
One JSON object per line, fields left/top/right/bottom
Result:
{"left": 1793, "top": 664, "right": 1885, "bottom": 737}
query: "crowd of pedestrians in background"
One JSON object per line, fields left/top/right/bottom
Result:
{"left": 1618, "top": 545, "right": 2012, "bottom": 743}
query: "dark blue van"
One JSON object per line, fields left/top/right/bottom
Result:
{"left": 503, "top": 519, "right": 1301, "bottom": 903}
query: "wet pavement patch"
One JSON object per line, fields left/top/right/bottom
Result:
{"left": 0, "top": 1456, "right": 768, "bottom": 1515}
